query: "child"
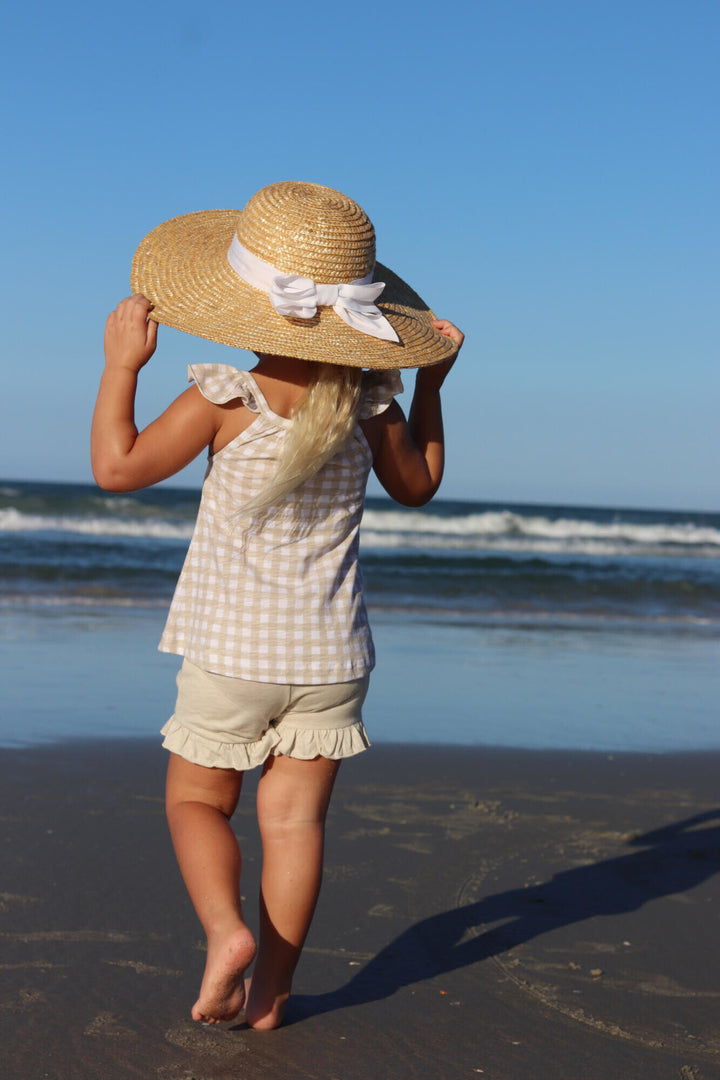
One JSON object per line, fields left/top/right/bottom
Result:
{"left": 91, "top": 181, "right": 464, "bottom": 1030}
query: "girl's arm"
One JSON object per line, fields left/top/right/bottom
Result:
{"left": 91, "top": 295, "right": 222, "bottom": 492}
{"left": 364, "top": 319, "right": 464, "bottom": 507}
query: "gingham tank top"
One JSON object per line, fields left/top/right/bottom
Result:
{"left": 159, "top": 364, "right": 402, "bottom": 684}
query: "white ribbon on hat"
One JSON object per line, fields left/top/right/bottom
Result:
{"left": 227, "top": 234, "right": 399, "bottom": 343}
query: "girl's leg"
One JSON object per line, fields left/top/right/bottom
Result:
{"left": 245, "top": 753, "right": 341, "bottom": 1030}
{"left": 165, "top": 752, "right": 257, "bottom": 1024}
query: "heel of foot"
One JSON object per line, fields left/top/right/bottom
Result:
{"left": 192, "top": 927, "right": 257, "bottom": 1024}
{"left": 245, "top": 991, "right": 289, "bottom": 1031}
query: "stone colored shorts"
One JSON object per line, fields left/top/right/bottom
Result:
{"left": 161, "top": 658, "right": 371, "bottom": 770}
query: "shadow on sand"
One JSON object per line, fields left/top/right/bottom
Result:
{"left": 280, "top": 810, "right": 720, "bottom": 1024}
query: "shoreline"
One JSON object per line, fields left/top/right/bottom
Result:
{"left": 2, "top": 740, "right": 720, "bottom": 1079}
{"left": 4, "top": 590, "right": 720, "bottom": 629}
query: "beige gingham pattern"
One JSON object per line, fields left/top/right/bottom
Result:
{"left": 159, "top": 364, "right": 402, "bottom": 684}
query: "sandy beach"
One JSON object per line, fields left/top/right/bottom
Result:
{"left": 2, "top": 739, "right": 720, "bottom": 1080}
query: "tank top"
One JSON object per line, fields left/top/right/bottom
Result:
{"left": 159, "top": 364, "right": 402, "bottom": 684}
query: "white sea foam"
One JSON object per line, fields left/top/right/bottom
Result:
{"left": 0, "top": 508, "right": 193, "bottom": 541}
{"left": 359, "top": 531, "right": 717, "bottom": 559}
{"left": 360, "top": 509, "right": 720, "bottom": 557}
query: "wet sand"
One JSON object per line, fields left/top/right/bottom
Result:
{"left": 2, "top": 740, "right": 720, "bottom": 1080}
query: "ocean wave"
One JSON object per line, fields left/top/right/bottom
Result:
{"left": 3, "top": 501, "right": 720, "bottom": 558}
{"left": 360, "top": 531, "right": 720, "bottom": 559}
{"left": 361, "top": 509, "right": 720, "bottom": 555}
{"left": 0, "top": 507, "right": 193, "bottom": 541}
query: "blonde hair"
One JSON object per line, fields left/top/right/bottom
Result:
{"left": 239, "top": 362, "right": 364, "bottom": 522}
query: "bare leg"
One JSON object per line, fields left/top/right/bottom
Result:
{"left": 165, "top": 753, "right": 257, "bottom": 1024}
{"left": 245, "top": 754, "right": 341, "bottom": 1030}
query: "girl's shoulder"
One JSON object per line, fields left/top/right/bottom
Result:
{"left": 189, "top": 365, "right": 280, "bottom": 456}
{"left": 188, "top": 364, "right": 266, "bottom": 413}
{"left": 359, "top": 369, "right": 404, "bottom": 419}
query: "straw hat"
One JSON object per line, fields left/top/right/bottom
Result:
{"left": 130, "top": 181, "right": 457, "bottom": 370}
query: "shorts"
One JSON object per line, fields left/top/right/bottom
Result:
{"left": 161, "top": 658, "right": 371, "bottom": 770}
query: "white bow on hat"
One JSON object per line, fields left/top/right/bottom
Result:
{"left": 227, "top": 235, "right": 399, "bottom": 343}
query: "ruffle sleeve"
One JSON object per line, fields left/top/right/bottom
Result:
{"left": 359, "top": 370, "right": 404, "bottom": 419}
{"left": 188, "top": 364, "right": 262, "bottom": 411}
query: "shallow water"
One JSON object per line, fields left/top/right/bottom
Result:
{"left": 1, "top": 604, "right": 717, "bottom": 752}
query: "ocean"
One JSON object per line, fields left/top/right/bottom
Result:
{"left": 1, "top": 479, "right": 718, "bottom": 751}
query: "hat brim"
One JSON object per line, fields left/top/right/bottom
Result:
{"left": 130, "top": 210, "right": 457, "bottom": 370}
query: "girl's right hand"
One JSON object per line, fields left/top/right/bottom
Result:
{"left": 104, "top": 295, "right": 158, "bottom": 373}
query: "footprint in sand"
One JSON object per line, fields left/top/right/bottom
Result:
{"left": 83, "top": 1011, "right": 134, "bottom": 1037}
{"left": 0, "top": 987, "right": 45, "bottom": 1011}
{"left": 164, "top": 1023, "right": 250, "bottom": 1059}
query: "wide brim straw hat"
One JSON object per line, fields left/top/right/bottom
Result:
{"left": 130, "top": 181, "right": 457, "bottom": 370}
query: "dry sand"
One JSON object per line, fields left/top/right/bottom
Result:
{"left": 1, "top": 740, "right": 719, "bottom": 1080}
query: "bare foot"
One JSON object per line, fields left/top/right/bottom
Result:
{"left": 244, "top": 974, "right": 290, "bottom": 1030}
{"left": 191, "top": 926, "right": 257, "bottom": 1024}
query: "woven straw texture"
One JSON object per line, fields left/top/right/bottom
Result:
{"left": 130, "top": 181, "right": 457, "bottom": 370}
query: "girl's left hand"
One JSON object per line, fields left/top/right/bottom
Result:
{"left": 415, "top": 319, "right": 464, "bottom": 390}
{"left": 104, "top": 295, "right": 158, "bottom": 373}
{"left": 432, "top": 319, "right": 465, "bottom": 350}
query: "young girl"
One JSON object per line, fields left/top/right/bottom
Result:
{"left": 91, "top": 181, "right": 463, "bottom": 1030}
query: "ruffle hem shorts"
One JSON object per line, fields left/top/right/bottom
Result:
{"left": 161, "top": 658, "right": 371, "bottom": 770}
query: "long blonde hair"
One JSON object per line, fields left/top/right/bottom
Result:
{"left": 239, "top": 362, "right": 364, "bottom": 522}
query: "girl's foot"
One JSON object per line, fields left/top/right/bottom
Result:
{"left": 191, "top": 925, "right": 257, "bottom": 1024}
{"left": 244, "top": 974, "right": 290, "bottom": 1030}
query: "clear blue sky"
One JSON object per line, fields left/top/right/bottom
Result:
{"left": 1, "top": 0, "right": 717, "bottom": 510}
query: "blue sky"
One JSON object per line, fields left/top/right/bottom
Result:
{"left": 1, "top": 0, "right": 717, "bottom": 510}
